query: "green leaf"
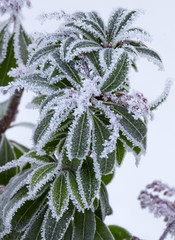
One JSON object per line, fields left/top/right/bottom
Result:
{"left": 30, "top": 163, "right": 57, "bottom": 192}
{"left": 20, "top": 203, "right": 47, "bottom": 240}
{"left": 135, "top": 46, "right": 163, "bottom": 68}
{"left": 101, "top": 52, "right": 129, "bottom": 92}
{"left": 25, "top": 151, "right": 55, "bottom": 163}
{"left": 52, "top": 51, "right": 82, "bottom": 86}
{"left": 86, "top": 51, "right": 103, "bottom": 76}
{"left": 51, "top": 173, "right": 69, "bottom": 218}
{"left": 0, "top": 98, "right": 10, "bottom": 119}
{"left": 29, "top": 45, "right": 59, "bottom": 65}
{"left": 0, "top": 135, "right": 17, "bottom": 185}
{"left": 99, "top": 181, "right": 113, "bottom": 220}
{"left": 100, "top": 48, "right": 115, "bottom": 69}
{"left": 101, "top": 172, "right": 114, "bottom": 185}
{"left": 88, "top": 12, "right": 105, "bottom": 32}
{"left": 94, "top": 216, "right": 114, "bottom": 240}
{"left": 43, "top": 201, "right": 75, "bottom": 240}
{"left": 108, "top": 225, "right": 132, "bottom": 240}
{"left": 81, "top": 19, "right": 105, "bottom": 40}
{"left": 77, "top": 156, "right": 100, "bottom": 207}
{"left": 31, "top": 95, "right": 47, "bottom": 107}
{"left": 15, "top": 24, "right": 32, "bottom": 64}
{"left": 62, "top": 221, "right": 73, "bottom": 240}
{"left": 116, "top": 139, "right": 126, "bottom": 165}
{"left": 92, "top": 114, "right": 115, "bottom": 174}
{"left": 11, "top": 190, "right": 47, "bottom": 231}
{"left": 114, "top": 10, "right": 137, "bottom": 37}
{"left": 33, "top": 110, "right": 54, "bottom": 145}
{"left": 107, "top": 8, "right": 126, "bottom": 43}
{"left": 68, "top": 170, "right": 85, "bottom": 210}
{"left": 72, "top": 210, "right": 95, "bottom": 240}
{"left": 0, "top": 34, "right": 17, "bottom": 86}
{"left": 68, "top": 39, "right": 101, "bottom": 60}
{"left": 10, "top": 140, "right": 29, "bottom": 159}
{"left": 107, "top": 103, "right": 147, "bottom": 150}
{"left": 0, "top": 24, "right": 9, "bottom": 62}
{"left": 69, "top": 111, "right": 91, "bottom": 159}
{"left": 61, "top": 37, "right": 76, "bottom": 60}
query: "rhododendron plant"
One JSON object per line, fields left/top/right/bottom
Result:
{"left": 0, "top": 1, "right": 172, "bottom": 239}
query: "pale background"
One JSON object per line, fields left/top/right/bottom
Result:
{"left": 3, "top": 0, "right": 175, "bottom": 239}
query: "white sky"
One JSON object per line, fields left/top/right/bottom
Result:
{"left": 3, "top": 0, "right": 175, "bottom": 239}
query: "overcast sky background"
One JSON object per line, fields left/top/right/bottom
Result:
{"left": 3, "top": 0, "right": 175, "bottom": 239}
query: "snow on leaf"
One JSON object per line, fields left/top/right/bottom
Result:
{"left": 66, "top": 39, "right": 102, "bottom": 62}
{"left": 99, "top": 48, "right": 115, "bottom": 70}
{"left": 76, "top": 156, "right": 100, "bottom": 208}
{"left": 30, "top": 163, "right": 57, "bottom": 194}
{"left": 88, "top": 11, "right": 105, "bottom": 33}
{"left": 49, "top": 173, "right": 69, "bottom": 220}
{"left": 100, "top": 52, "right": 130, "bottom": 92}
{"left": 135, "top": 46, "right": 163, "bottom": 70}
{"left": 52, "top": 51, "right": 82, "bottom": 87}
{"left": 149, "top": 78, "right": 173, "bottom": 111}
{"left": 0, "top": 23, "right": 10, "bottom": 64}
{"left": 107, "top": 103, "right": 147, "bottom": 151}
{"left": 107, "top": 8, "right": 126, "bottom": 43}
{"left": 72, "top": 209, "right": 96, "bottom": 240}
{"left": 0, "top": 34, "right": 17, "bottom": 87}
{"left": 86, "top": 51, "right": 103, "bottom": 76}
{"left": 67, "top": 111, "right": 91, "bottom": 160}
{"left": 29, "top": 45, "right": 59, "bottom": 65}
{"left": 42, "top": 201, "right": 75, "bottom": 240}
{"left": 67, "top": 171, "right": 85, "bottom": 212}
{"left": 14, "top": 23, "right": 31, "bottom": 65}
{"left": 60, "top": 37, "right": 76, "bottom": 60}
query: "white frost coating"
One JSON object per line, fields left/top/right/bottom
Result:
{"left": 126, "top": 28, "right": 152, "bottom": 42}
{"left": 0, "top": 23, "right": 10, "bottom": 64}
{"left": 120, "top": 125, "right": 145, "bottom": 153}
{"left": 92, "top": 98, "right": 121, "bottom": 158}
{"left": 149, "top": 78, "right": 173, "bottom": 110}
{"left": 8, "top": 63, "right": 27, "bottom": 77}
{"left": 13, "top": 21, "right": 22, "bottom": 65}
{"left": 0, "top": 0, "right": 31, "bottom": 17}
{"left": 28, "top": 164, "right": 59, "bottom": 197}
{"left": 66, "top": 173, "right": 84, "bottom": 212}
{"left": 40, "top": 208, "right": 49, "bottom": 240}
{"left": 112, "top": 9, "right": 144, "bottom": 45}
{"left": 48, "top": 173, "right": 70, "bottom": 221}
{"left": 65, "top": 39, "right": 101, "bottom": 62}
{"left": 76, "top": 170, "right": 89, "bottom": 209}
{"left": 3, "top": 195, "right": 31, "bottom": 235}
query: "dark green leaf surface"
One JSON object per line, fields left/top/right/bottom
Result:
{"left": 116, "top": 139, "right": 126, "bottom": 165}
{"left": 0, "top": 135, "right": 16, "bottom": 185}
{"left": 108, "top": 225, "right": 132, "bottom": 240}
{"left": 101, "top": 53, "right": 129, "bottom": 92}
{"left": 86, "top": 51, "right": 103, "bottom": 76}
{"left": 94, "top": 216, "right": 114, "bottom": 240}
{"left": 101, "top": 172, "right": 114, "bottom": 185}
{"left": 62, "top": 221, "right": 73, "bottom": 240}
{"left": 16, "top": 24, "right": 31, "bottom": 64}
{"left": 51, "top": 173, "right": 69, "bottom": 217}
{"left": 72, "top": 210, "right": 95, "bottom": 240}
{"left": 70, "top": 111, "right": 91, "bottom": 159}
{"left": 77, "top": 157, "right": 99, "bottom": 207}
{"left": 43, "top": 202, "right": 74, "bottom": 240}
{"left": 0, "top": 34, "right": 17, "bottom": 86}
{"left": 99, "top": 181, "right": 112, "bottom": 220}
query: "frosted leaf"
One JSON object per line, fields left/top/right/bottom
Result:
{"left": 135, "top": 46, "right": 163, "bottom": 70}
{"left": 48, "top": 173, "right": 70, "bottom": 221}
{"left": 66, "top": 110, "right": 91, "bottom": 160}
{"left": 149, "top": 78, "right": 173, "bottom": 111}
{"left": 0, "top": 0, "right": 31, "bottom": 17}
{"left": 0, "top": 23, "right": 10, "bottom": 64}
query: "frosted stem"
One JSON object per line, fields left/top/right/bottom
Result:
{"left": 0, "top": 89, "right": 23, "bottom": 134}
{"left": 159, "top": 221, "right": 175, "bottom": 240}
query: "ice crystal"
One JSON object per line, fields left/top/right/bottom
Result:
{"left": 0, "top": 0, "right": 31, "bottom": 17}
{"left": 138, "top": 181, "right": 175, "bottom": 237}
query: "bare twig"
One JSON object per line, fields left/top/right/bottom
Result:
{"left": 159, "top": 220, "right": 175, "bottom": 240}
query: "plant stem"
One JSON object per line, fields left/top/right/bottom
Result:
{"left": 159, "top": 221, "right": 175, "bottom": 240}
{"left": 0, "top": 89, "right": 24, "bottom": 135}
